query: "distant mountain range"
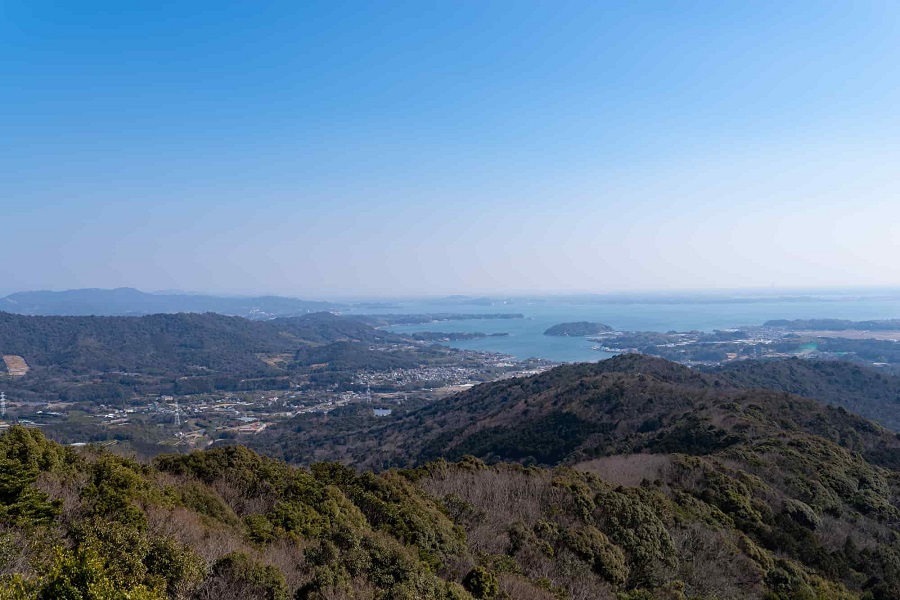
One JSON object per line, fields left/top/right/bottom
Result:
{"left": 0, "top": 287, "right": 343, "bottom": 318}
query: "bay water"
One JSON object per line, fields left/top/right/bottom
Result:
{"left": 346, "top": 295, "right": 900, "bottom": 363}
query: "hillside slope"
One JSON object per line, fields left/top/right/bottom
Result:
{"left": 0, "top": 311, "right": 396, "bottom": 377}
{"left": 712, "top": 358, "right": 900, "bottom": 430}
{"left": 0, "top": 311, "right": 414, "bottom": 406}
{"left": 239, "top": 355, "right": 900, "bottom": 598}
{"left": 253, "top": 355, "right": 900, "bottom": 469}
{"left": 4, "top": 370, "right": 900, "bottom": 600}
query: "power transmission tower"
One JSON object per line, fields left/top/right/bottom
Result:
{"left": 0, "top": 392, "right": 6, "bottom": 419}
{"left": 174, "top": 400, "right": 181, "bottom": 428}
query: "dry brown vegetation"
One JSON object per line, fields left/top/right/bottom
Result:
{"left": 574, "top": 454, "right": 672, "bottom": 487}
{"left": 2, "top": 354, "right": 29, "bottom": 377}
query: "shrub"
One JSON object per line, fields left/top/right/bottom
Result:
{"left": 205, "top": 552, "right": 288, "bottom": 600}
{"left": 36, "top": 545, "right": 165, "bottom": 600}
{"left": 563, "top": 525, "right": 628, "bottom": 586}
{"left": 462, "top": 567, "right": 499, "bottom": 599}
{"left": 783, "top": 500, "right": 821, "bottom": 531}
{"left": 144, "top": 537, "right": 205, "bottom": 598}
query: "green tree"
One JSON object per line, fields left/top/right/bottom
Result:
{"left": 462, "top": 567, "right": 498, "bottom": 600}
{"left": 206, "top": 552, "right": 288, "bottom": 600}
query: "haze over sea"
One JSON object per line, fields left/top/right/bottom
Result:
{"left": 346, "top": 293, "right": 900, "bottom": 363}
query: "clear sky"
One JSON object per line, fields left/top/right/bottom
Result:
{"left": 2, "top": 2, "right": 899, "bottom": 297}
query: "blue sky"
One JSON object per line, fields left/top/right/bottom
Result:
{"left": 2, "top": 2, "right": 899, "bottom": 297}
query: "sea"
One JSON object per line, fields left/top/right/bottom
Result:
{"left": 344, "top": 293, "right": 900, "bottom": 363}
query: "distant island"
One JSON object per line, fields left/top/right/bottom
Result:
{"left": 544, "top": 321, "right": 614, "bottom": 336}
{"left": 410, "top": 331, "right": 509, "bottom": 342}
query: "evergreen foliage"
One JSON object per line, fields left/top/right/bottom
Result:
{"left": 2, "top": 355, "right": 900, "bottom": 598}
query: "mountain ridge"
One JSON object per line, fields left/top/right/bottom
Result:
{"left": 251, "top": 354, "right": 900, "bottom": 470}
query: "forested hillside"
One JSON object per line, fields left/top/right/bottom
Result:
{"left": 231, "top": 355, "right": 900, "bottom": 598}
{"left": 0, "top": 311, "right": 413, "bottom": 404}
{"left": 4, "top": 354, "right": 900, "bottom": 598}
{"left": 713, "top": 358, "right": 900, "bottom": 430}
{"left": 250, "top": 355, "right": 900, "bottom": 467}
{"left": 0, "top": 311, "right": 394, "bottom": 376}
{"left": 3, "top": 416, "right": 900, "bottom": 599}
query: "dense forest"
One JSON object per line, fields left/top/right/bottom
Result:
{"left": 0, "top": 311, "right": 397, "bottom": 377}
{"left": 0, "top": 311, "right": 428, "bottom": 403}
{"left": 233, "top": 355, "right": 900, "bottom": 598}
{"left": 3, "top": 356, "right": 900, "bottom": 598}
{"left": 712, "top": 358, "right": 900, "bottom": 430}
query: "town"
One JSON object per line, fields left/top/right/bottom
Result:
{"left": 0, "top": 350, "right": 554, "bottom": 457}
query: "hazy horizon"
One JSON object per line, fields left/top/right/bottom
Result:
{"left": 3, "top": 284, "right": 900, "bottom": 303}
{"left": 4, "top": 3, "right": 899, "bottom": 296}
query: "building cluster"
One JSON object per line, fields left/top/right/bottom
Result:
{"left": 355, "top": 366, "right": 484, "bottom": 388}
